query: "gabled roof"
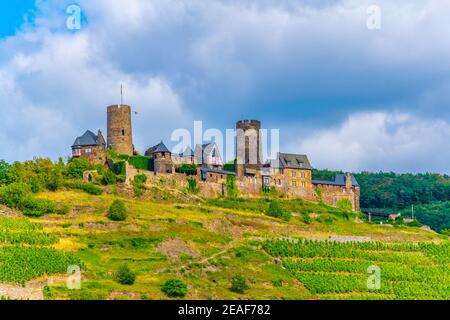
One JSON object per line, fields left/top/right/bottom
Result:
{"left": 278, "top": 153, "right": 312, "bottom": 170}
{"left": 146, "top": 141, "right": 171, "bottom": 155}
{"left": 72, "top": 130, "right": 104, "bottom": 147}
{"left": 313, "top": 174, "right": 359, "bottom": 187}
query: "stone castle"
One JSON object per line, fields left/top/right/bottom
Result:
{"left": 71, "top": 104, "right": 360, "bottom": 211}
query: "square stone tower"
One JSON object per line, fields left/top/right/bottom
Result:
{"left": 236, "top": 120, "right": 263, "bottom": 178}
{"left": 107, "top": 104, "right": 133, "bottom": 156}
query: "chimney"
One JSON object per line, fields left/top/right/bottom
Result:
{"left": 97, "top": 129, "right": 104, "bottom": 146}
{"left": 345, "top": 172, "right": 352, "bottom": 191}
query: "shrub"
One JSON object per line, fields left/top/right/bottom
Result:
{"left": 407, "top": 220, "right": 422, "bottom": 227}
{"left": 116, "top": 264, "right": 136, "bottom": 285}
{"left": 161, "top": 279, "right": 188, "bottom": 298}
{"left": 0, "top": 160, "right": 11, "bottom": 186}
{"left": 112, "top": 161, "right": 126, "bottom": 175}
{"left": 226, "top": 175, "right": 239, "bottom": 198}
{"left": 65, "top": 181, "right": 103, "bottom": 195}
{"left": 108, "top": 199, "right": 127, "bottom": 221}
{"left": 266, "top": 201, "right": 292, "bottom": 222}
{"left": 315, "top": 186, "right": 323, "bottom": 203}
{"left": 187, "top": 178, "right": 199, "bottom": 194}
{"left": 65, "top": 158, "right": 93, "bottom": 179}
{"left": 230, "top": 275, "right": 249, "bottom": 294}
{"left": 131, "top": 175, "right": 147, "bottom": 197}
{"left": 336, "top": 199, "right": 353, "bottom": 212}
{"left": 18, "top": 196, "right": 57, "bottom": 217}
{"left": 134, "top": 174, "right": 148, "bottom": 184}
{"left": 176, "top": 164, "right": 197, "bottom": 176}
{"left": 47, "top": 165, "right": 64, "bottom": 191}
{"left": 302, "top": 213, "right": 312, "bottom": 224}
{"left": 101, "top": 170, "right": 117, "bottom": 185}
{"left": 0, "top": 183, "right": 31, "bottom": 208}
{"left": 129, "top": 156, "right": 152, "bottom": 171}
{"left": 223, "top": 160, "right": 236, "bottom": 173}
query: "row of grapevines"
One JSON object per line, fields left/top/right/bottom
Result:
{"left": 0, "top": 246, "right": 82, "bottom": 284}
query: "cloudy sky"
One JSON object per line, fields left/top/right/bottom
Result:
{"left": 1, "top": 0, "right": 450, "bottom": 173}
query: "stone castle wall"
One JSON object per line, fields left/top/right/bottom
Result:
{"left": 123, "top": 162, "right": 359, "bottom": 211}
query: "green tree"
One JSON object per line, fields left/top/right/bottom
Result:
{"left": 267, "top": 201, "right": 292, "bottom": 222}
{"left": 161, "top": 279, "right": 188, "bottom": 298}
{"left": 187, "top": 178, "right": 199, "bottom": 194}
{"left": 108, "top": 199, "right": 128, "bottom": 221}
{"left": 65, "top": 158, "right": 93, "bottom": 179}
{"left": 0, "top": 160, "right": 11, "bottom": 185}
{"left": 230, "top": 275, "right": 249, "bottom": 294}
{"left": 226, "top": 175, "right": 239, "bottom": 198}
{"left": 116, "top": 264, "right": 136, "bottom": 285}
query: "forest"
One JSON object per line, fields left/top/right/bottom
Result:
{"left": 313, "top": 169, "right": 450, "bottom": 233}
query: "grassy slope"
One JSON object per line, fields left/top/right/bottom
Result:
{"left": 23, "top": 188, "right": 445, "bottom": 300}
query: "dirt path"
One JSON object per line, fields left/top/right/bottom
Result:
{"left": 159, "top": 237, "right": 243, "bottom": 273}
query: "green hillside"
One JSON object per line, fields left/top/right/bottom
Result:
{"left": 0, "top": 158, "right": 448, "bottom": 300}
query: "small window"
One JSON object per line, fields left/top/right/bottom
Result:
{"left": 122, "top": 130, "right": 125, "bottom": 136}
{"left": 292, "top": 181, "right": 297, "bottom": 187}
{"left": 292, "top": 171, "right": 296, "bottom": 177}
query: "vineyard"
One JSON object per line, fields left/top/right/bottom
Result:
{"left": 0, "top": 217, "right": 81, "bottom": 285}
{"left": 263, "top": 240, "right": 450, "bottom": 299}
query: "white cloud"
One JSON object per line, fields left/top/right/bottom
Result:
{"left": 290, "top": 112, "right": 450, "bottom": 173}
{"left": 1, "top": 0, "right": 450, "bottom": 172}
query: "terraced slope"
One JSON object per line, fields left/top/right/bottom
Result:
{"left": 264, "top": 240, "right": 450, "bottom": 299}
{"left": 0, "top": 190, "right": 447, "bottom": 300}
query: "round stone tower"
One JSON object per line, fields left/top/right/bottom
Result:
{"left": 107, "top": 104, "right": 133, "bottom": 156}
{"left": 236, "top": 120, "right": 262, "bottom": 178}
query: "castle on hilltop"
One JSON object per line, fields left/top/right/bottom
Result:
{"left": 71, "top": 104, "right": 360, "bottom": 211}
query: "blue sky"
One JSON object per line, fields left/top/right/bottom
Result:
{"left": 1, "top": 0, "right": 450, "bottom": 173}
{"left": 0, "top": 0, "right": 36, "bottom": 37}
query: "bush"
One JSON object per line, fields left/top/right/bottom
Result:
{"left": 65, "top": 181, "right": 103, "bottom": 195}
{"left": 226, "top": 175, "right": 239, "bottom": 198}
{"left": 65, "top": 158, "right": 93, "bottom": 179}
{"left": 129, "top": 156, "right": 153, "bottom": 171}
{"left": 131, "top": 175, "right": 147, "bottom": 197}
{"left": 0, "top": 183, "right": 31, "bottom": 208}
{"left": 18, "top": 196, "right": 57, "bottom": 217}
{"left": 266, "top": 201, "right": 292, "bottom": 222}
{"left": 187, "top": 178, "right": 199, "bottom": 194}
{"left": 116, "top": 265, "right": 136, "bottom": 285}
{"left": 108, "top": 199, "right": 127, "bottom": 221}
{"left": 336, "top": 199, "right": 353, "bottom": 212}
{"left": 134, "top": 174, "right": 148, "bottom": 184}
{"left": 160, "top": 279, "right": 188, "bottom": 298}
{"left": 176, "top": 164, "right": 197, "bottom": 176}
{"left": 101, "top": 170, "right": 117, "bottom": 185}
{"left": 230, "top": 275, "right": 249, "bottom": 294}
{"left": 223, "top": 160, "right": 236, "bottom": 173}
{"left": 112, "top": 161, "right": 126, "bottom": 175}
{"left": 0, "top": 160, "right": 11, "bottom": 186}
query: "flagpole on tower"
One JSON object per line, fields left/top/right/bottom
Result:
{"left": 120, "top": 84, "right": 123, "bottom": 106}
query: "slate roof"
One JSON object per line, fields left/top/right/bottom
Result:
{"left": 313, "top": 174, "right": 359, "bottom": 187}
{"left": 72, "top": 130, "right": 104, "bottom": 147}
{"left": 278, "top": 153, "right": 313, "bottom": 170}
{"left": 200, "top": 167, "right": 236, "bottom": 176}
{"left": 146, "top": 141, "right": 171, "bottom": 155}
